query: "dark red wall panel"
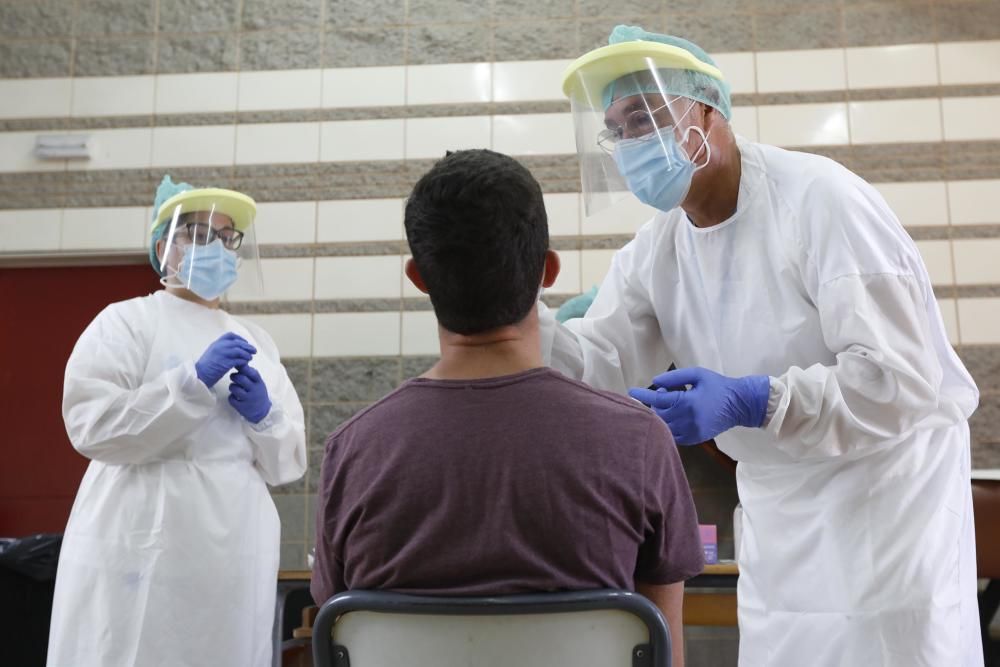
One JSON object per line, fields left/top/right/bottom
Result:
{"left": 0, "top": 265, "right": 161, "bottom": 537}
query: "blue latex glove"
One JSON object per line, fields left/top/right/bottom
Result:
{"left": 628, "top": 367, "right": 770, "bottom": 445}
{"left": 228, "top": 364, "right": 272, "bottom": 424}
{"left": 195, "top": 333, "right": 257, "bottom": 388}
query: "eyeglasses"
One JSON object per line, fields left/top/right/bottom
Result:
{"left": 597, "top": 101, "right": 674, "bottom": 153}
{"left": 175, "top": 222, "right": 244, "bottom": 250}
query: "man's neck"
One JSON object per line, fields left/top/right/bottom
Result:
{"left": 681, "top": 137, "right": 742, "bottom": 229}
{"left": 424, "top": 311, "right": 544, "bottom": 381}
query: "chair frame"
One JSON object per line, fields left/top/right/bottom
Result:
{"left": 312, "top": 588, "right": 671, "bottom": 667}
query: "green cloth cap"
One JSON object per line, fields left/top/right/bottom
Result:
{"left": 602, "top": 25, "right": 732, "bottom": 120}
{"left": 149, "top": 174, "right": 193, "bottom": 277}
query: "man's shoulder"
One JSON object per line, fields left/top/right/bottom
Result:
{"left": 543, "top": 370, "right": 659, "bottom": 419}
{"left": 538, "top": 371, "right": 670, "bottom": 447}
{"left": 754, "top": 141, "right": 865, "bottom": 200}
{"left": 326, "top": 369, "right": 661, "bottom": 448}
{"left": 325, "top": 382, "right": 416, "bottom": 446}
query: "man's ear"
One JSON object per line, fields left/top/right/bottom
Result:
{"left": 404, "top": 258, "right": 429, "bottom": 294}
{"left": 155, "top": 238, "right": 167, "bottom": 273}
{"left": 541, "top": 249, "right": 560, "bottom": 288}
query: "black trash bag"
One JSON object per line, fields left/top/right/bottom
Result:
{"left": 0, "top": 534, "right": 62, "bottom": 582}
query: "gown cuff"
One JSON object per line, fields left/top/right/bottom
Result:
{"left": 764, "top": 375, "right": 785, "bottom": 427}
{"left": 247, "top": 404, "right": 283, "bottom": 433}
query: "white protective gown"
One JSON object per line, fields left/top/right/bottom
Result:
{"left": 541, "top": 138, "right": 982, "bottom": 666}
{"left": 48, "top": 290, "right": 307, "bottom": 667}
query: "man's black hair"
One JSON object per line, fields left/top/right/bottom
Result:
{"left": 404, "top": 149, "right": 549, "bottom": 335}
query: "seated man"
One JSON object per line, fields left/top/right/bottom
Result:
{"left": 312, "top": 149, "right": 704, "bottom": 665}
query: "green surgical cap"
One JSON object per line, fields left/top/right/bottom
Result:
{"left": 602, "top": 25, "right": 732, "bottom": 120}
{"left": 555, "top": 285, "right": 599, "bottom": 323}
{"left": 149, "top": 174, "right": 193, "bottom": 276}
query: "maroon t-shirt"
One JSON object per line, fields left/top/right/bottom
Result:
{"left": 312, "top": 367, "right": 704, "bottom": 604}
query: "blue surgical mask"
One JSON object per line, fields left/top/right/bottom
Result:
{"left": 613, "top": 125, "right": 710, "bottom": 213}
{"left": 175, "top": 239, "right": 239, "bottom": 300}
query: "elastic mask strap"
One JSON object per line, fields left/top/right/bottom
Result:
{"left": 671, "top": 98, "right": 698, "bottom": 126}
{"left": 682, "top": 125, "right": 713, "bottom": 172}
{"left": 159, "top": 259, "right": 187, "bottom": 290}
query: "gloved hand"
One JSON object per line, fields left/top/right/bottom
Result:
{"left": 228, "top": 364, "right": 272, "bottom": 424}
{"left": 628, "top": 367, "right": 770, "bottom": 446}
{"left": 195, "top": 333, "right": 257, "bottom": 388}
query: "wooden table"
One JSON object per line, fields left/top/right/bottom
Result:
{"left": 685, "top": 562, "right": 738, "bottom": 626}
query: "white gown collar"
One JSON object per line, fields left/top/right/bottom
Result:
{"left": 684, "top": 135, "right": 765, "bottom": 235}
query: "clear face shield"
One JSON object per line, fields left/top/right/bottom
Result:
{"left": 562, "top": 43, "right": 728, "bottom": 216}
{"left": 153, "top": 189, "right": 263, "bottom": 301}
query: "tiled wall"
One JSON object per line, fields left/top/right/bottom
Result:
{"left": 3, "top": 5, "right": 999, "bottom": 662}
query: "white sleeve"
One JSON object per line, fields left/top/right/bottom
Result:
{"left": 764, "top": 174, "right": 970, "bottom": 460}
{"left": 540, "top": 234, "right": 670, "bottom": 394}
{"left": 239, "top": 321, "right": 307, "bottom": 486}
{"left": 765, "top": 273, "right": 960, "bottom": 459}
{"left": 62, "top": 305, "right": 217, "bottom": 465}
{"left": 243, "top": 367, "right": 307, "bottom": 487}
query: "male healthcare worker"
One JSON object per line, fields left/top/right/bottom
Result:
{"left": 545, "top": 25, "right": 982, "bottom": 666}
{"left": 47, "top": 176, "right": 307, "bottom": 667}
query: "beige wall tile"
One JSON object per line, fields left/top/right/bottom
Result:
{"left": 151, "top": 125, "right": 235, "bottom": 167}
{"left": 314, "top": 255, "right": 403, "bottom": 300}
{"left": 81, "top": 128, "right": 153, "bottom": 170}
{"left": 229, "top": 258, "right": 315, "bottom": 302}
{"left": 845, "top": 44, "right": 938, "bottom": 89}
{"left": 72, "top": 75, "right": 155, "bottom": 117}
{"left": 493, "top": 60, "right": 571, "bottom": 102}
{"left": 317, "top": 199, "right": 403, "bottom": 243}
{"left": 872, "top": 181, "right": 948, "bottom": 227}
{"left": 155, "top": 72, "right": 238, "bottom": 114}
{"left": 937, "top": 298, "right": 959, "bottom": 346}
{"left": 61, "top": 206, "right": 145, "bottom": 251}
{"left": 401, "top": 310, "right": 439, "bottom": 355}
{"left": 942, "top": 96, "right": 1000, "bottom": 141}
{"left": 756, "top": 49, "right": 845, "bottom": 93}
{"left": 953, "top": 239, "right": 1000, "bottom": 285}
{"left": 492, "top": 113, "right": 574, "bottom": 156}
{"left": 849, "top": 99, "right": 942, "bottom": 144}
{"left": 0, "top": 209, "right": 62, "bottom": 252}
{"left": 320, "top": 119, "right": 405, "bottom": 162}
{"left": 235, "top": 122, "right": 320, "bottom": 165}
{"left": 237, "top": 69, "right": 322, "bottom": 112}
{"left": 255, "top": 202, "right": 317, "bottom": 245}
{"left": 405, "top": 116, "right": 490, "bottom": 159}
{"left": 322, "top": 66, "right": 405, "bottom": 108}
{"left": 948, "top": 180, "right": 1000, "bottom": 225}
{"left": 0, "top": 131, "right": 69, "bottom": 172}
{"left": 581, "top": 248, "right": 618, "bottom": 290}
{"left": 313, "top": 312, "right": 401, "bottom": 356}
{"left": 544, "top": 192, "right": 580, "bottom": 237}
{"left": 958, "top": 298, "right": 1000, "bottom": 344}
{"left": 582, "top": 196, "right": 657, "bottom": 236}
{"left": 407, "top": 62, "right": 491, "bottom": 105}
{"left": 939, "top": 41, "right": 1000, "bottom": 86}
{"left": 0, "top": 78, "right": 72, "bottom": 118}
{"left": 243, "top": 313, "right": 313, "bottom": 358}
{"left": 758, "top": 103, "right": 849, "bottom": 146}
{"left": 914, "top": 239, "right": 953, "bottom": 285}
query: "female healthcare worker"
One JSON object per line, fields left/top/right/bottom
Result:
{"left": 47, "top": 176, "right": 307, "bottom": 667}
{"left": 545, "top": 25, "right": 982, "bottom": 666}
